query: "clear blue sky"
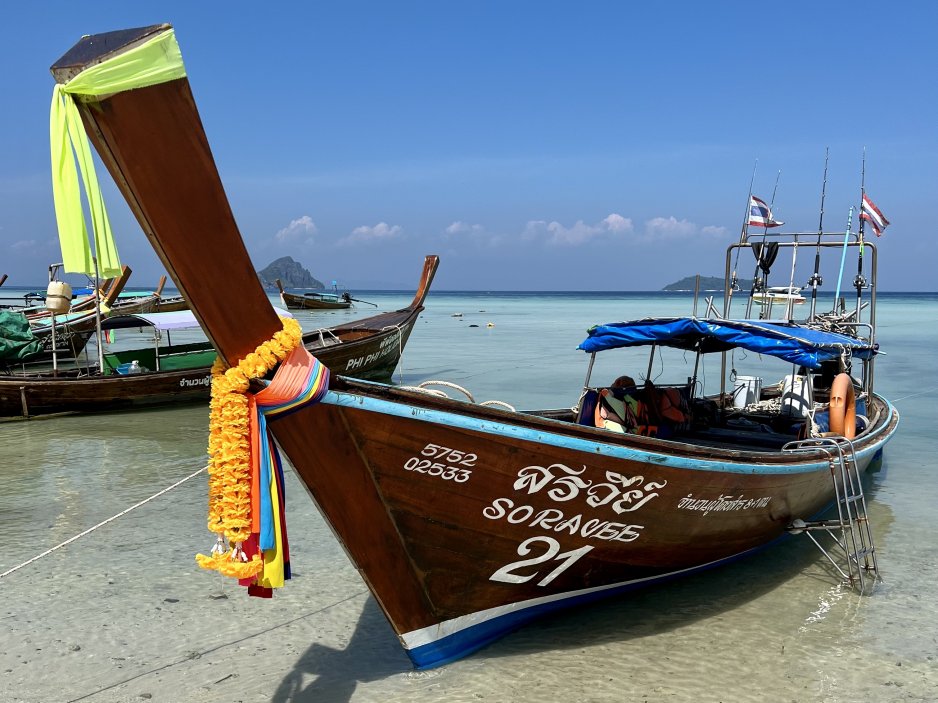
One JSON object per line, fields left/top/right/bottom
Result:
{"left": 1, "top": 1, "right": 935, "bottom": 290}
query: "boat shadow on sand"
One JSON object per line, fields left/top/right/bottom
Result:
{"left": 272, "top": 470, "right": 892, "bottom": 703}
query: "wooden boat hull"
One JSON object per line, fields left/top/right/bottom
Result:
{"left": 0, "top": 256, "right": 439, "bottom": 417}
{"left": 0, "top": 366, "right": 213, "bottom": 417}
{"left": 25, "top": 292, "right": 161, "bottom": 362}
{"left": 47, "top": 25, "right": 898, "bottom": 670}
{"left": 280, "top": 292, "right": 351, "bottom": 310}
{"left": 268, "top": 379, "right": 898, "bottom": 667}
{"left": 0, "top": 257, "right": 437, "bottom": 417}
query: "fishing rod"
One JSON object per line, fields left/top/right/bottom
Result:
{"left": 744, "top": 169, "right": 781, "bottom": 319}
{"left": 807, "top": 147, "right": 829, "bottom": 321}
{"left": 853, "top": 148, "right": 868, "bottom": 319}
{"left": 833, "top": 206, "right": 854, "bottom": 313}
{"left": 725, "top": 161, "right": 758, "bottom": 317}
{"left": 784, "top": 186, "right": 802, "bottom": 322}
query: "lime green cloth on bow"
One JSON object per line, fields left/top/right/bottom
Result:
{"left": 49, "top": 28, "right": 187, "bottom": 278}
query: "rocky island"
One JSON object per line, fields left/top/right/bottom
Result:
{"left": 257, "top": 256, "right": 325, "bottom": 289}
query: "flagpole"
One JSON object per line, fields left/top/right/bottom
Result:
{"left": 808, "top": 147, "right": 829, "bottom": 322}
{"left": 726, "top": 160, "right": 757, "bottom": 318}
{"left": 745, "top": 169, "right": 781, "bottom": 320}
{"left": 854, "top": 147, "right": 867, "bottom": 320}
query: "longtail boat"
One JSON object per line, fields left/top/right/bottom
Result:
{"left": 0, "top": 255, "right": 436, "bottom": 417}
{"left": 14, "top": 266, "right": 164, "bottom": 361}
{"left": 50, "top": 25, "right": 899, "bottom": 669}
{"left": 275, "top": 279, "right": 353, "bottom": 310}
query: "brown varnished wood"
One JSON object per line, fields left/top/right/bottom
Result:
{"left": 271, "top": 405, "right": 439, "bottom": 633}
{"left": 49, "top": 29, "right": 438, "bottom": 631}
{"left": 66, "top": 79, "right": 281, "bottom": 366}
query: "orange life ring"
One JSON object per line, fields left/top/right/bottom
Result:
{"left": 829, "top": 373, "right": 857, "bottom": 439}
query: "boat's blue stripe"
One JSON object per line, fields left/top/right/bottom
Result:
{"left": 403, "top": 545, "right": 766, "bottom": 668}
{"left": 323, "top": 389, "right": 892, "bottom": 474}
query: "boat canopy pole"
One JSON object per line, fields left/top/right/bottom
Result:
{"left": 691, "top": 348, "right": 702, "bottom": 399}
{"left": 808, "top": 148, "right": 829, "bottom": 322}
{"left": 854, "top": 149, "right": 868, "bottom": 320}
{"left": 645, "top": 344, "right": 656, "bottom": 383}
{"left": 584, "top": 351, "right": 596, "bottom": 388}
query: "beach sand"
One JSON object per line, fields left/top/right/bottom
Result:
{"left": 3, "top": 454, "right": 936, "bottom": 703}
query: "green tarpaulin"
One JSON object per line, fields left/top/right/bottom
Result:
{"left": 0, "top": 311, "right": 43, "bottom": 361}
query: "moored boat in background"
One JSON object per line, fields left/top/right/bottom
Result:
{"left": 275, "top": 279, "right": 353, "bottom": 310}
{"left": 49, "top": 24, "right": 899, "bottom": 670}
{"left": 1, "top": 255, "right": 437, "bottom": 418}
{"left": 752, "top": 285, "right": 806, "bottom": 307}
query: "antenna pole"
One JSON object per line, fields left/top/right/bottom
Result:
{"left": 854, "top": 147, "right": 868, "bottom": 319}
{"left": 834, "top": 207, "right": 853, "bottom": 313}
{"left": 726, "top": 160, "right": 757, "bottom": 317}
{"left": 808, "top": 148, "right": 829, "bottom": 321}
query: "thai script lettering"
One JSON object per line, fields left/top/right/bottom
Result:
{"left": 677, "top": 493, "right": 772, "bottom": 516}
{"left": 514, "top": 463, "right": 667, "bottom": 514}
{"left": 179, "top": 375, "right": 211, "bottom": 387}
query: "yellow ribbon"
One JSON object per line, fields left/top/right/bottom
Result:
{"left": 49, "top": 28, "right": 187, "bottom": 278}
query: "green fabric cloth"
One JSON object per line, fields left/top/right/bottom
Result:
{"left": 0, "top": 311, "right": 43, "bottom": 361}
{"left": 49, "top": 28, "right": 187, "bottom": 279}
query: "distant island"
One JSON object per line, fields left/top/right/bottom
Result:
{"left": 663, "top": 275, "right": 754, "bottom": 292}
{"left": 257, "top": 256, "right": 324, "bottom": 290}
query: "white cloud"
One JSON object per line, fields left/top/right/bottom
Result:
{"left": 275, "top": 216, "right": 317, "bottom": 244}
{"left": 339, "top": 222, "right": 403, "bottom": 247}
{"left": 602, "top": 213, "right": 633, "bottom": 233}
{"left": 522, "top": 213, "right": 633, "bottom": 246}
{"left": 644, "top": 216, "right": 697, "bottom": 239}
{"left": 700, "top": 225, "right": 729, "bottom": 237}
{"left": 11, "top": 239, "right": 39, "bottom": 251}
{"left": 445, "top": 221, "right": 484, "bottom": 235}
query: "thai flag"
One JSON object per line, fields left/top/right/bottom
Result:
{"left": 748, "top": 196, "right": 783, "bottom": 228}
{"left": 860, "top": 193, "right": 890, "bottom": 236}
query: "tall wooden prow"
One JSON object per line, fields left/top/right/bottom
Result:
{"left": 50, "top": 25, "right": 439, "bottom": 633}
{"left": 51, "top": 25, "right": 279, "bottom": 368}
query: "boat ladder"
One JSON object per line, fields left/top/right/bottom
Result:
{"left": 783, "top": 437, "right": 880, "bottom": 593}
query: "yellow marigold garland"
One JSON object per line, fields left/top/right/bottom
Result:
{"left": 196, "top": 316, "right": 303, "bottom": 579}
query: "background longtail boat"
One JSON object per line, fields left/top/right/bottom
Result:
{"left": 0, "top": 255, "right": 436, "bottom": 418}
{"left": 51, "top": 25, "right": 899, "bottom": 669}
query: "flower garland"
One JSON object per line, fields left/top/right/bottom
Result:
{"left": 196, "top": 316, "right": 303, "bottom": 579}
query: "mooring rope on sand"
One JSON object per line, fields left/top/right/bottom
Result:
{"left": 0, "top": 465, "right": 207, "bottom": 579}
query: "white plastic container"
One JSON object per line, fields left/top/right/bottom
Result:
{"left": 782, "top": 374, "right": 811, "bottom": 417}
{"left": 44, "top": 281, "right": 72, "bottom": 314}
{"left": 732, "top": 375, "right": 762, "bottom": 408}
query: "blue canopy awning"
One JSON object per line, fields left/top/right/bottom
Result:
{"left": 577, "top": 317, "right": 878, "bottom": 369}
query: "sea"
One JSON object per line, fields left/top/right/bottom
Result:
{"left": 1, "top": 289, "right": 936, "bottom": 703}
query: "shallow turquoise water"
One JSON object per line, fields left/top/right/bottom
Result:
{"left": 0, "top": 291, "right": 935, "bottom": 702}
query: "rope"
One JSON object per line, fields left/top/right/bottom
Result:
{"left": 0, "top": 464, "right": 207, "bottom": 579}
{"left": 417, "top": 380, "right": 475, "bottom": 402}
{"left": 379, "top": 322, "right": 406, "bottom": 384}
